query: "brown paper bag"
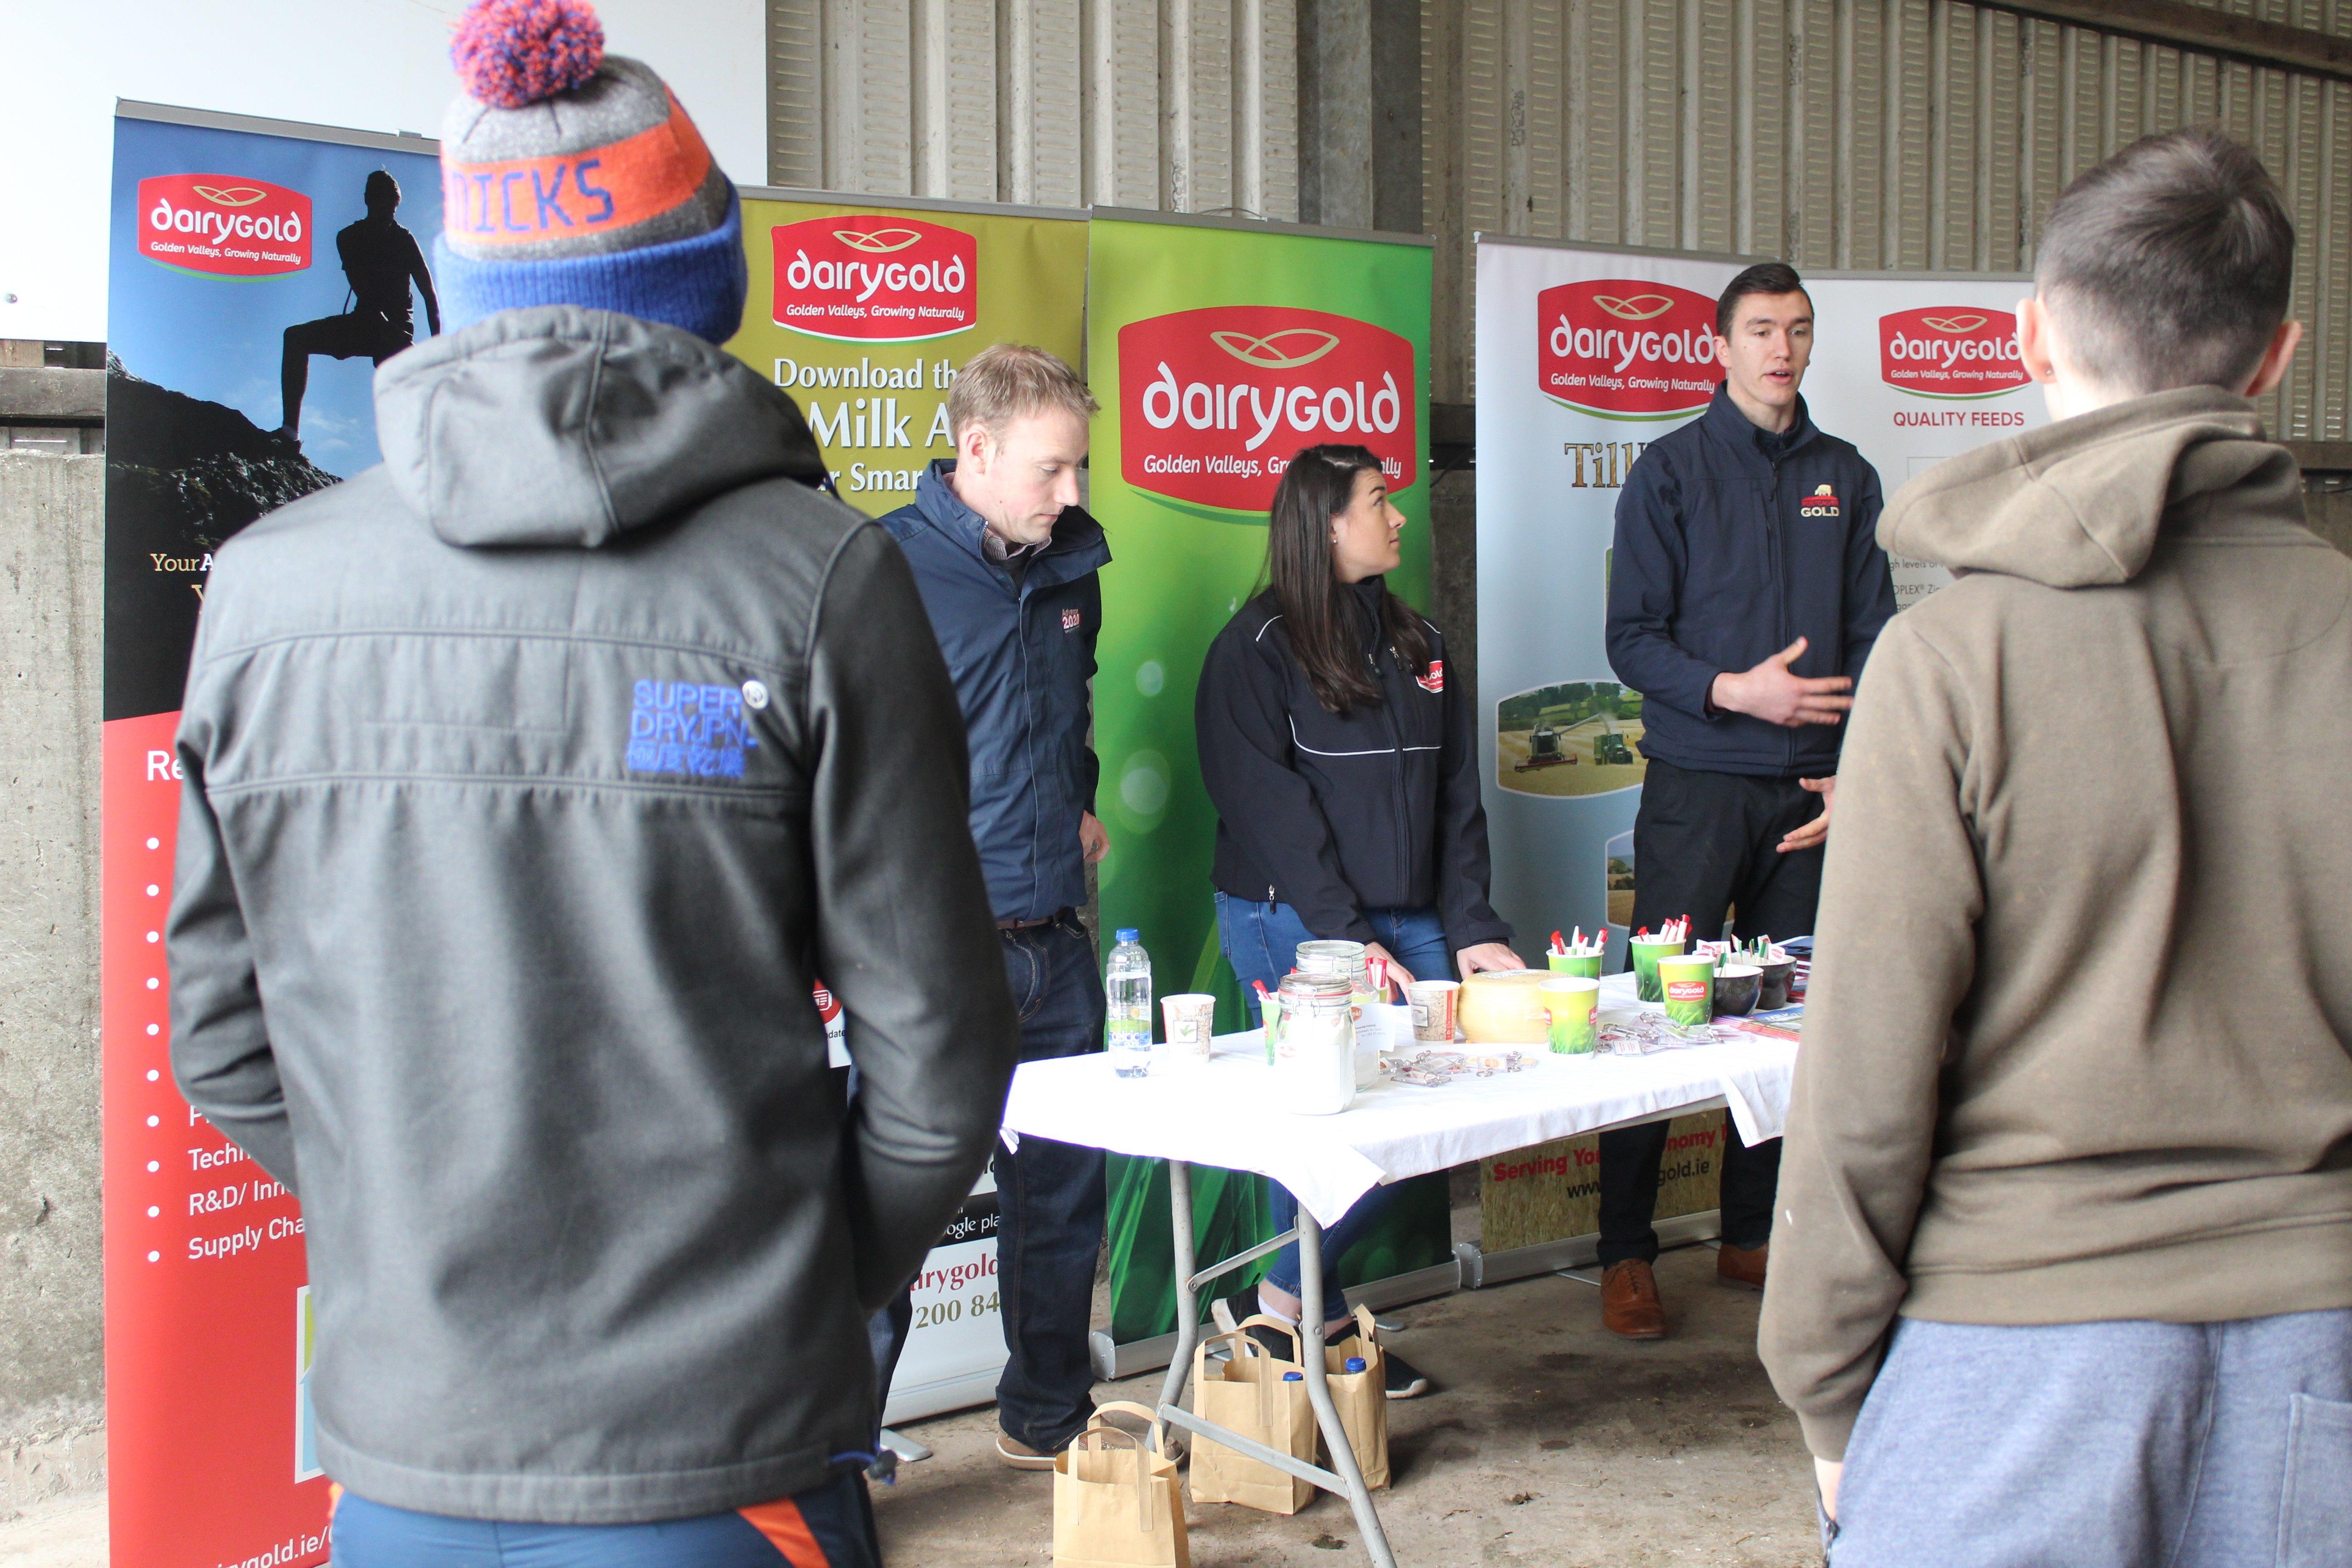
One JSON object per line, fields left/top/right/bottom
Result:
{"left": 1322, "top": 1303, "right": 1389, "bottom": 1490}
{"left": 1187, "top": 1318, "right": 1316, "bottom": 1514}
{"left": 1053, "top": 1401, "right": 1190, "bottom": 1568}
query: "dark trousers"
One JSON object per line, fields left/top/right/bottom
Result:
{"left": 862, "top": 916, "right": 1105, "bottom": 1453}
{"left": 990, "top": 916, "right": 1107, "bottom": 1451}
{"left": 1597, "top": 757, "right": 1823, "bottom": 1266}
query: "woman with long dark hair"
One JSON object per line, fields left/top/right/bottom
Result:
{"left": 1195, "top": 443, "right": 1522, "bottom": 1399}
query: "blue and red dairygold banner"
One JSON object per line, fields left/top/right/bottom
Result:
{"left": 105, "top": 108, "right": 446, "bottom": 1568}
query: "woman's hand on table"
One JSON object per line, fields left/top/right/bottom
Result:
{"left": 1456, "top": 942, "right": 1526, "bottom": 978}
{"left": 1364, "top": 943, "right": 1414, "bottom": 995}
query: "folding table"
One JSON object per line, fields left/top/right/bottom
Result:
{"left": 1000, "top": 971, "right": 1798, "bottom": 1568}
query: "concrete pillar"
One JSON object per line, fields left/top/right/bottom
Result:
{"left": 0, "top": 452, "right": 106, "bottom": 1506}
{"left": 1298, "top": 0, "right": 1421, "bottom": 231}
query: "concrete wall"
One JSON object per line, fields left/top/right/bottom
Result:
{"left": 0, "top": 454, "right": 106, "bottom": 1507}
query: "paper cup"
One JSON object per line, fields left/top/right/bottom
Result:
{"left": 1539, "top": 975, "right": 1600, "bottom": 1054}
{"left": 1408, "top": 979, "right": 1460, "bottom": 1043}
{"left": 1754, "top": 956, "right": 1796, "bottom": 1010}
{"left": 1547, "top": 951, "right": 1604, "bottom": 981}
{"left": 1629, "top": 936, "right": 1687, "bottom": 1003}
{"left": 1161, "top": 994, "right": 1217, "bottom": 1066}
{"left": 1656, "top": 954, "right": 1715, "bottom": 1027}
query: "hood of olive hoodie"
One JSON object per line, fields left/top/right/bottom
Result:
{"left": 1877, "top": 385, "right": 2305, "bottom": 588}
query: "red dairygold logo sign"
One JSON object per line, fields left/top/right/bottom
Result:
{"left": 1666, "top": 980, "right": 1709, "bottom": 1002}
{"left": 1880, "top": 307, "right": 2030, "bottom": 399}
{"left": 1538, "top": 280, "right": 1721, "bottom": 418}
{"left": 1416, "top": 659, "right": 1445, "bottom": 694}
{"left": 773, "top": 215, "right": 976, "bottom": 342}
{"left": 137, "top": 174, "right": 312, "bottom": 278}
{"left": 1120, "top": 306, "right": 1417, "bottom": 514}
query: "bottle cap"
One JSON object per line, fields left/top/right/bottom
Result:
{"left": 1282, "top": 1371, "right": 1303, "bottom": 1381}
{"left": 1344, "top": 1357, "right": 1366, "bottom": 1372}
{"left": 1116, "top": 928, "right": 1140, "bottom": 943}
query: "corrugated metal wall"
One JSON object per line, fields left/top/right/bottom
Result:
{"left": 767, "top": 0, "right": 1299, "bottom": 220}
{"left": 1423, "top": 0, "right": 2352, "bottom": 443}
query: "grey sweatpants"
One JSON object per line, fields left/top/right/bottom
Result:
{"left": 1826, "top": 1308, "right": 2352, "bottom": 1568}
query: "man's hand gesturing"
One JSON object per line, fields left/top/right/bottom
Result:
{"left": 1710, "top": 636, "right": 1853, "bottom": 728}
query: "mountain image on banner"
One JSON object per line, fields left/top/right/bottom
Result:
{"left": 103, "top": 359, "right": 338, "bottom": 720}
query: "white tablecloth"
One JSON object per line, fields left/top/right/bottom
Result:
{"left": 1000, "top": 972, "right": 1797, "bottom": 1227}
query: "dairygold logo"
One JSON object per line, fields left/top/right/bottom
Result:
{"left": 1589, "top": 293, "right": 1678, "bottom": 323}
{"left": 1918, "top": 313, "right": 1988, "bottom": 334}
{"left": 190, "top": 184, "right": 269, "bottom": 208}
{"left": 1210, "top": 328, "right": 1341, "bottom": 370}
{"left": 832, "top": 227, "right": 925, "bottom": 255}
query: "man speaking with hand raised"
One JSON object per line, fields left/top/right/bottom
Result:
{"left": 1595, "top": 262, "right": 1897, "bottom": 1339}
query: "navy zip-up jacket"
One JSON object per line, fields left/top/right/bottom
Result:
{"left": 881, "top": 461, "right": 1107, "bottom": 922}
{"left": 1196, "top": 581, "right": 1512, "bottom": 956}
{"left": 1605, "top": 384, "right": 1897, "bottom": 778}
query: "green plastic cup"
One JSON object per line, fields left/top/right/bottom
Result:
{"left": 1630, "top": 936, "right": 1687, "bottom": 1003}
{"left": 1540, "top": 976, "right": 1600, "bottom": 1054}
{"left": 1548, "top": 950, "right": 1604, "bottom": 981}
{"left": 1657, "top": 954, "right": 1716, "bottom": 1027}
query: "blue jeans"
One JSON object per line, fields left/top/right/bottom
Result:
{"left": 1215, "top": 894, "right": 1452, "bottom": 1325}
{"left": 1825, "top": 1309, "right": 2352, "bottom": 1568}
{"left": 332, "top": 1465, "right": 880, "bottom": 1567}
{"left": 862, "top": 916, "right": 1105, "bottom": 1454}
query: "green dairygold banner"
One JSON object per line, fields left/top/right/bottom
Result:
{"left": 1087, "top": 213, "right": 1449, "bottom": 1343}
{"left": 725, "top": 194, "right": 1088, "bottom": 515}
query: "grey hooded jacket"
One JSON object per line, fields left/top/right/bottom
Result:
{"left": 167, "top": 306, "right": 1019, "bottom": 1522}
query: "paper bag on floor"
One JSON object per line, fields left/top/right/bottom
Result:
{"left": 1188, "top": 1318, "right": 1315, "bottom": 1514}
{"left": 1323, "top": 1303, "right": 1389, "bottom": 1490}
{"left": 1053, "top": 1401, "right": 1190, "bottom": 1568}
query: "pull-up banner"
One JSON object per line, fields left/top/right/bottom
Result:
{"left": 1085, "top": 211, "right": 1451, "bottom": 1353}
{"left": 1474, "top": 236, "right": 2045, "bottom": 958}
{"left": 723, "top": 190, "right": 1086, "bottom": 1422}
{"left": 104, "top": 103, "right": 446, "bottom": 1568}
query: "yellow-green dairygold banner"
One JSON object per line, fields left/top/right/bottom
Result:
{"left": 726, "top": 193, "right": 1087, "bottom": 514}
{"left": 1087, "top": 212, "right": 1450, "bottom": 1343}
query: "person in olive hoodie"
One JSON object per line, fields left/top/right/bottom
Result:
{"left": 1196, "top": 443, "right": 1521, "bottom": 1400}
{"left": 1761, "top": 130, "right": 2352, "bottom": 1567}
{"left": 169, "top": 7, "right": 1017, "bottom": 1562}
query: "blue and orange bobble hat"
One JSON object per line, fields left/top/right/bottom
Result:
{"left": 433, "top": 0, "right": 747, "bottom": 344}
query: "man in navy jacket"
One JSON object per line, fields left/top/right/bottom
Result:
{"left": 878, "top": 344, "right": 1111, "bottom": 1468}
{"left": 1600, "top": 263, "right": 1897, "bottom": 1339}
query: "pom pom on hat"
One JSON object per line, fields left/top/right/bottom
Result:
{"left": 451, "top": 0, "right": 606, "bottom": 109}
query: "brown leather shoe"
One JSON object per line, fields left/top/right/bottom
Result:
{"left": 1716, "top": 1241, "right": 1768, "bottom": 1291}
{"left": 1600, "top": 1259, "right": 1667, "bottom": 1339}
{"left": 995, "top": 1432, "right": 1057, "bottom": 1471}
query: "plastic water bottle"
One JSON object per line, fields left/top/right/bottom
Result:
{"left": 1106, "top": 928, "right": 1154, "bottom": 1078}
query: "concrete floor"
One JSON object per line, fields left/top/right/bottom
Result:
{"left": 874, "top": 1243, "right": 1819, "bottom": 1568}
{"left": 0, "top": 1246, "right": 1817, "bottom": 1568}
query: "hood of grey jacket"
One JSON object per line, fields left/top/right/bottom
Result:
{"left": 1877, "top": 384, "right": 2304, "bottom": 588}
{"left": 375, "top": 304, "right": 828, "bottom": 549}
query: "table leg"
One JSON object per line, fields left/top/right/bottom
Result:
{"left": 1297, "top": 1210, "right": 1399, "bottom": 1568}
{"left": 1154, "top": 1160, "right": 1197, "bottom": 1442}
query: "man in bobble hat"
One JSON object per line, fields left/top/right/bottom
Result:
{"left": 167, "top": 3, "right": 1018, "bottom": 1563}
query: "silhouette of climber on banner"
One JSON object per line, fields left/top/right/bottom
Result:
{"left": 277, "top": 170, "right": 439, "bottom": 442}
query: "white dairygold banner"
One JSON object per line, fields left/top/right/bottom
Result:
{"left": 882, "top": 1169, "right": 1007, "bottom": 1426}
{"left": 1475, "top": 238, "right": 2048, "bottom": 959}
{"left": 1799, "top": 275, "right": 2048, "bottom": 608}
